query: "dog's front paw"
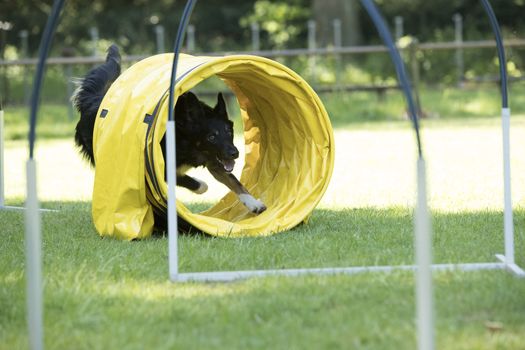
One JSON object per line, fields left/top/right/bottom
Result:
{"left": 239, "top": 194, "right": 267, "bottom": 214}
{"left": 192, "top": 179, "right": 208, "bottom": 194}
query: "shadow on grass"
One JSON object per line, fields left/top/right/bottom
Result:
{"left": 2, "top": 200, "right": 525, "bottom": 350}
{"left": 2, "top": 200, "right": 523, "bottom": 277}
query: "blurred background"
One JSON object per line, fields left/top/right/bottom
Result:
{"left": 0, "top": 0, "right": 524, "bottom": 139}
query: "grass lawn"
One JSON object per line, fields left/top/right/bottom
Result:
{"left": 1, "top": 110, "right": 525, "bottom": 348}
{"left": 4, "top": 83, "right": 525, "bottom": 140}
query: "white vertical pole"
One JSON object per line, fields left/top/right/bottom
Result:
{"left": 25, "top": 159, "right": 44, "bottom": 350}
{"left": 19, "top": 30, "right": 30, "bottom": 104}
{"left": 333, "top": 19, "right": 342, "bottom": 88}
{"left": 333, "top": 18, "right": 342, "bottom": 49}
{"left": 186, "top": 25, "right": 195, "bottom": 52}
{"left": 394, "top": 16, "right": 404, "bottom": 41}
{"left": 0, "top": 109, "right": 5, "bottom": 207}
{"left": 453, "top": 14, "right": 464, "bottom": 86}
{"left": 501, "top": 107, "right": 514, "bottom": 264}
{"left": 89, "top": 27, "right": 99, "bottom": 57}
{"left": 155, "top": 25, "right": 165, "bottom": 54}
{"left": 251, "top": 22, "right": 260, "bottom": 52}
{"left": 307, "top": 20, "right": 316, "bottom": 81}
{"left": 415, "top": 157, "right": 434, "bottom": 350}
{"left": 166, "top": 120, "right": 179, "bottom": 280}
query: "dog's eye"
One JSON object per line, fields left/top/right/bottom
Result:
{"left": 207, "top": 134, "right": 216, "bottom": 142}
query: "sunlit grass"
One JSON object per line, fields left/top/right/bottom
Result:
{"left": 1, "top": 202, "right": 525, "bottom": 349}
{"left": 4, "top": 83, "right": 525, "bottom": 140}
{"left": 2, "top": 116, "right": 525, "bottom": 349}
{"left": 323, "top": 82, "right": 525, "bottom": 125}
{"left": 5, "top": 116, "right": 524, "bottom": 210}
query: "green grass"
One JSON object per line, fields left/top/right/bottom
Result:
{"left": 2, "top": 113, "right": 525, "bottom": 349}
{"left": 4, "top": 83, "right": 525, "bottom": 140}
{"left": 2, "top": 104, "right": 77, "bottom": 141}
{"left": 322, "top": 82, "right": 525, "bottom": 126}
{"left": 1, "top": 203, "right": 525, "bottom": 349}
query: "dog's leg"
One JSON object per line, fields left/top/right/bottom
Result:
{"left": 207, "top": 167, "right": 266, "bottom": 214}
{"left": 177, "top": 175, "right": 208, "bottom": 194}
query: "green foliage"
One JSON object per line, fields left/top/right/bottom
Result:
{"left": 240, "top": 0, "right": 310, "bottom": 49}
{"left": 2, "top": 0, "right": 523, "bottom": 54}
{"left": 2, "top": 0, "right": 525, "bottom": 103}
{"left": 369, "top": 0, "right": 525, "bottom": 43}
{"left": 2, "top": 0, "right": 525, "bottom": 56}
{"left": 0, "top": 0, "right": 256, "bottom": 56}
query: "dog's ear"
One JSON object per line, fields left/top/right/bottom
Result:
{"left": 214, "top": 92, "right": 227, "bottom": 119}
{"left": 182, "top": 91, "right": 200, "bottom": 106}
{"left": 176, "top": 92, "right": 202, "bottom": 120}
{"left": 175, "top": 92, "right": 203, "bottom": 133}
{"left": 176, "top": 92, "right": 199, "bottom": 112}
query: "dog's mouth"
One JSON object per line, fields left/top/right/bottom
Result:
{"left": 217, "top": 157, "right": 235, "bottom": 173}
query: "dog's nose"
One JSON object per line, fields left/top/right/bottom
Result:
{"left": 227, "top": 147, "right": 239, "bottom": 159}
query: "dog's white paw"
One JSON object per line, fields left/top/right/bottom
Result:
{"left": 239, "top": 194, "right": 267, "bottom": 214}
{"left": 192, "top": 179, "right": 208, "bottom": 194}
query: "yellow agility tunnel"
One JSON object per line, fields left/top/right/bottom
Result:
{"left": 92, "top": 53, "right": 334, "bottom": 240}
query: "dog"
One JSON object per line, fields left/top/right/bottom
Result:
{"left": 73, "top": 45, "right": 267, "bottom": 223}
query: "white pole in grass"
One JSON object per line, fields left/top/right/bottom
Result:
{"left": 167, "top": 0, "right": 196, "bottom": 281}
{"left": 167, "top": 120, "right": 179, "bottom": 279}
{"left": 496, "top": 107, "right": 524, "bottom": 276}
{"left": 175, "top": 262, "right": 507, "bottom": 282}
{"left": 0, "top": 108, "right": 5, "bottom": 207}
{"left": 25, "top": 158, "right": 44, "bottom": 350}
{"left": 415, "top": 156, "right": 434, "bottom": 350}
{"left": 501, "top": 107, "right": 514, "bottom": 265}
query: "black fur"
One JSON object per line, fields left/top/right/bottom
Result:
{"left": 73, "top": 45, "right": 238, "bottom": 175}
{"left": 73, "top": 44, "right": 121, "bottom": 166}
{"left": 162, "top": 91, "right": 238, "bottom": 173}
{"left": 73, "top": 45, "right": 267, "bottom": 227}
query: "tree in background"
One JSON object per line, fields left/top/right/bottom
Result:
{"left": 240, "top": 0, "right": 310, "bottom": 50}
{"left": 1, "top": 0, "right": 524, "bottom": 56}
{"left": 0, "top": 0, "right": 255, "bottom": 56}
{"left": 0, "top": 0, "right": 523, "bottom": 94}
{"left": 313, "top": 0, "right": 362, "bottom": 47}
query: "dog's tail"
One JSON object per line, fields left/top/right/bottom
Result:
{"left": 73, "top": 44, "right": 121, "bottom": 165}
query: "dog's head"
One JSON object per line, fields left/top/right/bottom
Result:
{"left": 176, "top": 91, "right": 239, "bottom": 172}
